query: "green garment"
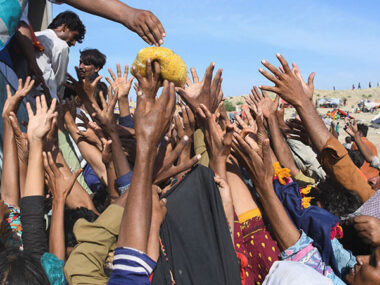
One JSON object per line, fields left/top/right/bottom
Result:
{"left": 193, "top": 128, "right": 209, "bottom": 167}
{"left": 58, "top": 131, "right": 91, "bottom": 193}
{"left": 64, "top": 204, "right": 124, "bottom": 285}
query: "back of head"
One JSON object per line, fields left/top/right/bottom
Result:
{"left": 357, "top": 123, "right": 368, "bottom": 137}
{"left": 80, "top": 49, "right": 107, "bottom": 70}
{"left": 64, "top": 207, "right": 98, "bottom": 248}
{"left": 48, "top": 11, "right": 85, "bottom": 43}
{"left": 311, "top": 178, "right": 362, "bottom": 218}
{"left": 0, "top": 248, "right": 50, "bottom": 285}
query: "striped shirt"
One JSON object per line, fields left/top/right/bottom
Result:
{"left": 108, "top": 247, "right": 156, "bottom": 285}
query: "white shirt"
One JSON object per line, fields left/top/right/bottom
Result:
{"left": 34, "top": 29, "right": 69, "bottom": 98}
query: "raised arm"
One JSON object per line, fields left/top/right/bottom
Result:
{"left": 106, "top": 64, "right": 134, "bottom": 117}
{"left": 345, "top": 119, "right": 375, "bottom": 163}
{"left": 44, "top": 152, "right": 82, "bottom": 261}
{"left": 116, "top": 75, "right": 175, "bottom": 252}
{"left": 92, "top": 88, "right": 131, "bottom": 179}
{"left": 21, "top": 95, "right": 57, "bottom": 258}
{"left": 233, "top": 135, "right": 300, "bottom": 250}
{"left": 62, "top": 0, "right": 165, "bottom": 46}
{"left": 1, "top": 78, "right": 34, "bottom": 205}
{"left": 259, "top": 55, "right": 329, "bottom": 153}
{"left": 250, "top": 86, "right": 299, "bottom": 176}
{"left": 197, "top": 102, "right": 235, "bottom": 240}
{"left": 259, "top": 54, "right": 374, "bottom": 201}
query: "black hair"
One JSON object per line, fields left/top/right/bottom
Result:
{"left": 310, "top": 178, "right": 362, "bottom": 218}
{"left": 0, "top": 248, "right": 50, "bottom": 284}
{"left": 48, "top": 11, "right": 85, "bottom": 43}
{"left": 80, "top": 49, "right": 106, "bottom": 70}
{"left": 345, "top": 136, "right": 352, "bottom": 143}
{"left": 64, "top": 207, "right": 98, "bottom": 248}
{"left": 357, "top": 123, "right": 368, "bottom": 137}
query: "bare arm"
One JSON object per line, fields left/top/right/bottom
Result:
{"left": 62, "top": 0, "right": 165, "bottom": 46}
{"left": 63, "top": 110, "right": 107, "bottom": 184}
{"left": 233, "top": 136, "right": 300, "bottom": 250}
{"left": 345, "top": 120, "right": 375, "bottom": 163}
{"left": 117, "top": 61, "right": 175, "bottom": 252}
{"left": 267, "top": 114, "right": 299, "bottom": 176}
{"left": 91, "top": 88, "right": 131, "bottom": 179}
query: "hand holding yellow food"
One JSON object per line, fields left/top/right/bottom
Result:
{"left": 131, "top": 47, "right": 187, "bottom": 87}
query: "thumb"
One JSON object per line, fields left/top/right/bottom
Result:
{"left": 308, "top": 72, "right": 315, "bottom": 89}
{"left": 274, "top": 95, "right": 280, "bottom": 109}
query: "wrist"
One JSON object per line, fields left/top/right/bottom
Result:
{"left": 28, "top": 137, "right": 44, "bottom": 147}
{"left": 52, "top": 198, "right": 66, "bottom": 207}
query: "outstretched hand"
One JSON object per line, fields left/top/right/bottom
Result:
{"left": 106, "top": 64, "right": 134, "bottom": 100}
{"left": 2, "top": 77, "right": 35, "bottom": 119}
{"left": 9, "top": 112, "right": 29, "bottom": 164}
{"left": 43, "top": 151, "right": 82, "bottom": 202}
{"left": 233, "top": 136, "right": 274, "bottom": 192}
{"left": 197, "top": 103, "right": 233, "bottom": 175}
{"left": 134, "top": 80, "right": 176, "bottom": 149}
{"left": 249, "top": 86, "right": 279, "bottom": 120}
{"left": 121, "top": 8, "right": 165, "bottom": 46}
{"left": 133, "top": 59, "right": 162, "bottom": 102}
{"left": 259, "top": 54, "right": 314, "bottom": 108}
{"left": 176, "top": 63, "right": 223, "bottom": 113}
{"left": 66, "top": 67, "right": 102, "bottom": 103}
{"left": 26, "top": 95, "right": 57, "bottom": 142}
{"left": 92, "top": 88, "right": 118, "bottom": 132}
{"left": 344, "top": 118, "right": 359, "bottom": 137}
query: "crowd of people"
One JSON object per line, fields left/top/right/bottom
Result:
{"left": 1, "top": 1, "right": 380, "bottom": 285}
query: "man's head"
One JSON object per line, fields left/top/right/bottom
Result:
{"left": 79, "top": 49, "right": 106, "bottom": 79}
{"left": 48, "top": 11, "right": 85, "bottom": 47}
{"left": 346, "top": 136, "right": 352, "bottom": 144}
{"left": 357, "top": 123, "right": 369, "bottom": 137}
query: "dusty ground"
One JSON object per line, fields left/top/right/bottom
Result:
{"left": 227, "top": 86, "right": 380, "bottom": 151}
{"left": 283, "top": 107, "right": 380, "bottom": 152}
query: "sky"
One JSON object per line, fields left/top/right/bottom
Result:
{"left": 53, "top": 0, "right": 380, "bottom": 99}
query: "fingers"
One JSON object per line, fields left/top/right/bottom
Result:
{"left": 190, "top": 67, "right": 199, "bottom": 83}
{"left": 141, "top": 22, "right": 158, "bottom": 46}
{"left": 145, "top": 58, "right": 153, "bottom": 80}
{"left": 276, "top": 53, "right": 291, "bottom": 74}
{"left": 163, "top": 135, "right": 190, "bottom": 168}
{"left": 26, "top": 102, "right": 33, "bottom": 119}
{"left": 203, "top": 62, "right": 215, "bottom": 91}
{"left": 146, "top": 16, "right": 163, "bottom": 46}
{"left": 174, "top": 114, "right": 185, "bottom": 138}
{"left": 153, "top": 61, "right": 161, "bottom": 83}
{"left": 259, "top": 67, "right": 280, "bottom": 85}
{"left": 259, "top": 84, "right": 279, "bottom": 94}
{"left": 223, "top": 123, "right": 234, "bottom": 147}
{"left": 235, "top": 114, "right": 248, "bottom": 129}
{"left": 116, "top": 63, "right": 122, "bottom": 78}
{"left": 274, "top": 95, "right": 280, "bottom": 109}
{"left": 92, "top": 75, "right": 102, "bottom": 86}
{"left": 132, "top": 65, "right": 143, "bottom": 83}
{"left": 199, "top": 104, "right": 212, "bottom": 120}
{"left": 8, "top": 112, "right": 22, "bottom": 136}
{"left": 48, "top": 98, "right": 57, "bottom": 115}
{"left": 42, "top": 152, "right": 54, "bottom": 182}
{"left": 99, "top": 90, "right": 107, "bottom": 110}
{"left": 6, "top": 84, "right": 12, "bottom": 99}
{"left": 308, "top": 72, "right": 315, "bottom": 89}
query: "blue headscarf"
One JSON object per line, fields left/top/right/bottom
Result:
{"left": 273, "top": 179, "right": 340, "bottom": 276}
